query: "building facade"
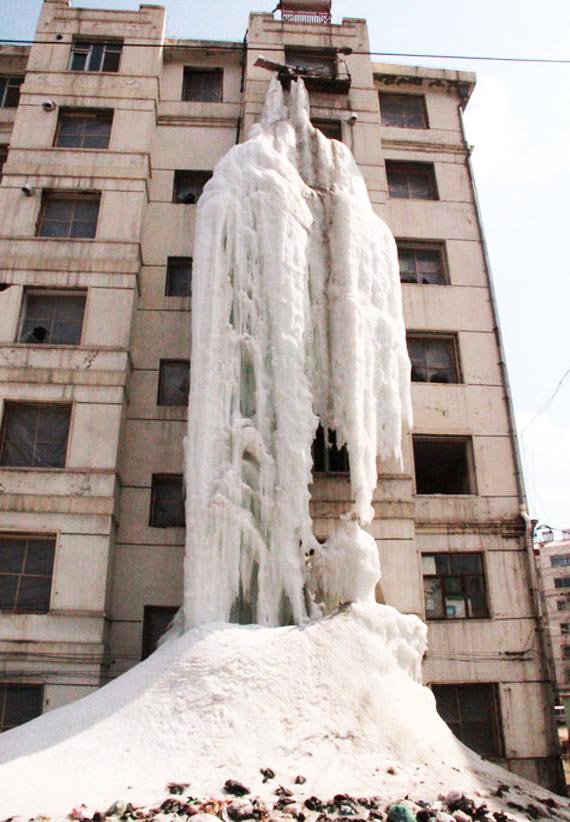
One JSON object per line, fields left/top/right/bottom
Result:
{"left": 0, "top": 0, "right": 563, "bottom": 791}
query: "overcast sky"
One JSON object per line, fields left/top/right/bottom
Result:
{"left": 2, "top": 0, "right": 569, "bottom": 531}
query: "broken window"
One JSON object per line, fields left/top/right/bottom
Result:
{"left": 432, "top": 683, "right": 503, "bottom": 758}
{"left": 552, "top": 555, "right": 570, "bottom": 568}
{"left": 19, "top": 291, "right": 86, "bottom": 345}
{"left": 0, "top": 403, "right": 71, "bottom": 468}
{"left": 422, "top": 553, "right": 488, "bottom": 620}
{"left": 141, "top": 605, "right": 179, "bottom": 659}
{"left": 413, "top": 436, "right": 476, "bottom": 495}
{"left": 182, "top": 67, "right": 223, "bottom": 102}
{"left": 69, "top": 40, "right": 122, "bottom": 73}
{"left": 0, "top": 684, "right": 43, "bottom": 732}
{"left": 150, "top": 474, "right": 185, "bottom": 528}
{"left": 285, "top": 49, "right": 336, "bottom": 79}
{"left": 555, "top": 578, "right": 570, "bottom": 589}
{"left": 173, "top": 170, "right": 212, "bottom": 204}
{"left": 386, "top": 161, "right": 438, "bottom": 200}
{"left": 0, "top": 534, "right": 55, "bottom": 613}
{"left": 37, "top": 193, "right": 100, "bottom": 239}
{"left": 407, "top": 336, "right": 459, "bottom": 384}
{"left": 55, "top": 110, "right": 113, "bottom": 149}
{"left": 397, "top": 242, "right": 447, "bottom": 285}
{"left": 157, "top": 360, "right": 190, "bottom": 406}
{"left": 312, "top": 425, "right": 349, "bottom": 474}
{"left": 379, "top": 93, "right": 428, "bottom": 129}
{"left": 312, "top": 119, "right": 342, "bottom": 140}
{"left": 0, "top": 76, "right": 23, "bottom": 108}
{"left": 165, "top": 257, "right": 192, "bottom": 297}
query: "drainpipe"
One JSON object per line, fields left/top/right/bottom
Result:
{"left": 236, "top": 31, "right": 248, "bottom": 145}
{"left": 458, "top": 104, "right": 562, "bottom": 781}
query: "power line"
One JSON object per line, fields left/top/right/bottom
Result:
{"left": 520, "top": 365, "right": 570, "bottom": 436}
{"left": 0, "top": 37, "right": 569, "bottom": 65}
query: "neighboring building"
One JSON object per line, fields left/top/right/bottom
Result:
{"left": 0, "top": 0, "right": 563, "bottom": 791}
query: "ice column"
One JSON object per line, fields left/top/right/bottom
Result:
{"left": 183, "top": 78, "right": 411, "bottom": 629}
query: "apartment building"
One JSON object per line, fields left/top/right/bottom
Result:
{"left": 537, "top": 537, "right": 570, "bottom": 710}
{"left": 0, "top": 0, "right": 563, "bottom": 792}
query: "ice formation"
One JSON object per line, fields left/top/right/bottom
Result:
{"left": 184, "top": 77, "right": 411, "bottom": 628}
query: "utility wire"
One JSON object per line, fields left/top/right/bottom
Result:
{"left": 0, "top": 37, "right": 569, "bottom": 64}
{"left": 519, "top": 365, "right": 570, "bottom": 436}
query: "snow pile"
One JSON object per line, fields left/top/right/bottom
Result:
{"left": 184, "top": 77, "right": 411, "bottom": 628}
{"left": 0, "top": 603, "right": 552, "bottom": 819}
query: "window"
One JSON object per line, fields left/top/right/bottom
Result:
{"left": 312, "top": 425, "right": 349, "bottom": 474}
{"left": 312, "top": 119, "right": 342, "bottom": 140}
{"left": 432, "top": 684, "right": 503, "bottom": 758}
{"left": 0, "top": 77, "right": 23, "bottom": 108}
{"left": 407, "top": 336, "right": 459, "bottom": 384}
{"left": 69, "top": 40, "right": 122, "bottom": 73}
{"left": 19, "top": 292, "right": 86, "bottom": 345}
{"left": 386, "top": 161, "right": 438, "bottom": 200}
{"left": 182, "top": 67, "right": 223, "bottom": 102}
{"left": 413, "top": 436, "right": 476, "bottom": 495}
{"left": 552, "top": 555, "right": 570, "bottom": 568}
{"left": 0, "top": 685, "right": 43, "bottom": 732}
{"left": 562, "top": 624, "right": 570, "bottom": 635}
{"left": 0, "top": 535, "right": 55, "bottom": 613}
{"left": 150, "top": 475, "right": 185, "bottom": 527}
{"left": 173, "top": 171, "right": 212, "bottom": 204}
{"left": 555, "top": 578, "right": 570, "bottom": 589}
{"left": 0, "top": 145, "right": 7, "bottom": 180}
{"left": 141, "top": 605, "right": 178, "bottom": 659}
{"left": 158, "top": 360, "right": 190, "bottom": 406}
{"left": 397, "top": 242, "right": 447, "bottom": 285}
{"left": 285, "top": 49, "right": 336, "bottom": 79}
{"left": 55, "top": 110, "right": 113, "bottom": 149}
{"left": 558, "top": 599, "right": 569, "bottom": 611}
{"left": 422, "top": 553, "right": 488, "bottom": 620}
{"left": 37, "top": 193, "right": 100, "bottom": 239}
{"left": 379, "top": 93, "right": 428, "bottom": 129}
{"left": 165, "top": 257, "right": 192, "bottom": 297}
{"left": 0, "top": 403, "right": 71, "bottom": 468}
{"left": 562, "top": 647, "right": 570, "bottom": 660}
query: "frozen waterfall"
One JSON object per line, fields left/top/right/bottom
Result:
{"left": 183, "top": 78, "right": 411, "bottom": 629}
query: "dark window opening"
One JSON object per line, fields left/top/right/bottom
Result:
{"left": 150, "top": 474, "right": 185, "bottom": 528}
{"left": 555, "top": 578, "right": 570, "bottom": 589}
{"left": 563, "top": 646, "right": 570, "bottom": 660}
{"left": 407, "top": 336, "right": 459, "bottom": 384}
{"left": 312, "top": 119, "right": 342, "bottom": 140}
{"left": 552, "top": 555, "right": 570, "bottom": 568}
{"left": 413, "top": 436, "right": 475, "bottom": 495}
{"left": 157, "top": 360, "right": 190, "bottom": 407}
{"left": 422, "top": 553, "right": 488, "bottom": 620}
{"left": 312, "top": 425, "right": 349, "bottom": 474}
{"left": 558, "top": 599, "right": 570, "bottom": 611}
{"left": 0, "top": 684, "right": 43, "bottom": 732}
{"left": 397, "top": 242, "right": 446, "bottom": 285}
{"left": 55, "top": 110, "right": 113, "bottom": 149}
{"left": 432, "top": 683, "right": 503, "bottom": 758}
{"left": 37, "top": 193, "right": 100, "bottom": 239}
{"left": 20, "top": 292, "right": 86, "bottom": 346}
{"left": 182, "top": 67, "right": 223, "bottom": 102}
{"left": 285, "top": 49, "right": 336, "bottom": 78}
{"left": 0, "top": 77, "right": 23, "bottom": 108}
{"left": 380, "top": 93, "right": 428, "bottom": 129}
{"left": 0, "top": 403, "right": 71, "bottom": 469}
{"left": 0, "top": 535, "right": 55, "bottom": 613}
{"left": 173, "top": 170, "right": 212, "bottom": 204}
{"left": 69, "top": 40, "right": 122, "bottom": 73}
{"left": 166, "top": 257, "right": 192, "bottom": 297}
{"left": 0, "top": 145, "right": 7, "bottom": 180}
{"left": 141, "top": 605, "right": 179, "bottom": 659}
{"left": 386, "top": 161, "right": 438, "bottom": 200}
{"left": 561, "top": 624, "right": 570, "bottom": 635}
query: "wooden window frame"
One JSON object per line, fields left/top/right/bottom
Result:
{"left": 36, "top": 192, "right": 100, "bottom": 240}
{"left": 69, "top": 40, "right": 122, "bottom": 73}
{"left": 0, "top": 533, "right": 56, "bottom": 613}
{"left": 421, "top": 552, "right": 489, "bottom": 620}
{"left": 379, "top": 92, "right": 428, "bottom": 129}
{"left": 55, "top": 109, "right": 113, "bottom": 150}
{"left": 0, "top": 402, "right": 72, "bottom": 469}
{"left": 19, "top": 289, "right": 87, "bottom": 346}
{"left": 386, "top": 161, "right": 438, "bottom": 200}
{"left": 396, "top": 240, "right": 448, "bottom": 285}
{"left": 407, "top": 334, "right": 461, "bottom": 384}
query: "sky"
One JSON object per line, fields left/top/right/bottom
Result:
{"left": 1, "top": 0, "right": 569, "bottom": 531}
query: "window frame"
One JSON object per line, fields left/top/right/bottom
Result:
{"left": 396, "top": 240, "right": 448, "bottom": 286}
{"left": 172, "top": 170, "right": 212, "bottom": 205}
{"left": 421, "top": 552, "right": 489, "bottom": 621}
{"left": 0, "top": 683, "right": 44, "bottom": 733}
{"left": 157, "top": 359, "right": 190, "bottom": 407}
{"left": 149, "top": 474, "right": 186, "bottom": 528}
{"left": 0, "top": 533, "right": 56, "bottom": 614}
{"left": 412, "top": 435, "right": 477, "bottom": 496}
{"left": 54, "top": 109, "right": 113, "bottom": 150}
{"left": 68, "top": 39, "right": 123, "bottom": 73}
{"left": 182, "top": 67, "right": 223, "bottom": 103}
{"left": 407, "top": 334, "right": 461, "bottom": 384}
{"left": 0, "top": 402, "right": 72, "bottom": 469}
{"left": 431, "top": 682, "right": 504, "bottom": 759}
{"left": 165, "top": 257, "right": 192, "bottom": 297}
{"left": 0, "top": 76, "right": 24, "bottom": 108}
{"left": 386, "top": 161, "right": 438, "bottom": 201}
{"left": 18, "top": 289, "right": 87, "bottom": 346}
{"left": 379, "top": 92, "right": 428, "bottom": 129}
{"left": 36, "top": 192, "right": 101, "bottom": 240}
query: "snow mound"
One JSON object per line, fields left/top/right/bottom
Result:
{"left": 0, "top": 604, "right": 559, "bottom": 819}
